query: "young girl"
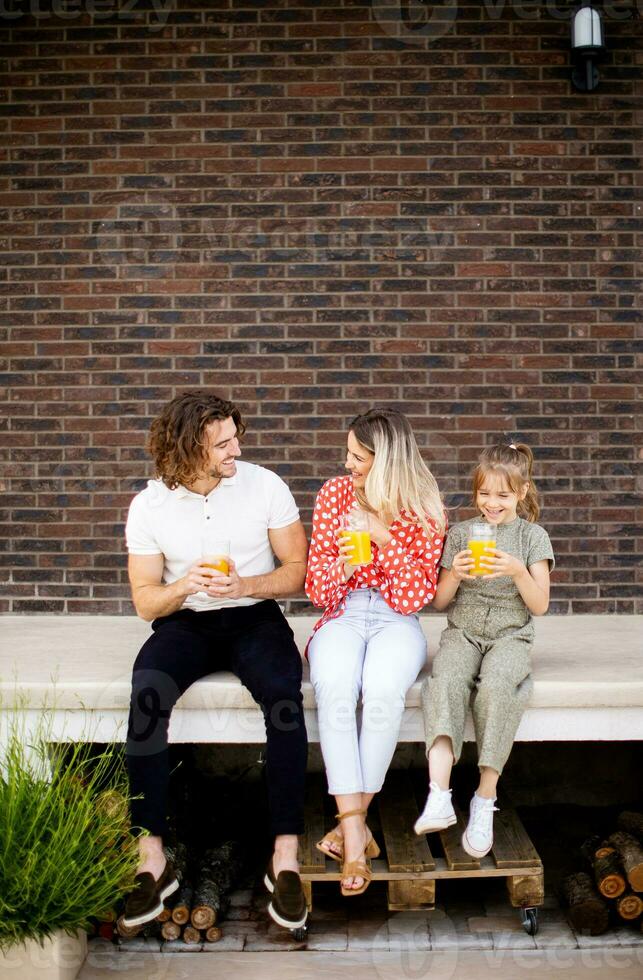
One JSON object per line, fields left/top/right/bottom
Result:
{"left": 306, "top": 408, "right": 446, "bottom": 896}
{"left": 415, "top": 442, "right": 554, "bottom": 858}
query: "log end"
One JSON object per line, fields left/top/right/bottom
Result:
{"left": 597, "top": 875, "right": 626, "bottom": 899}
{"left": 627, "top": 869, "right": 643, "bottom": 893}
{"left": 191, "top": 906, "right": 216, "bottom": 930}
{"left": 171, "top": 907, "right": 190, "bottom": 926}
{"left": 161, "top": 921, "right": 181, "bottom": 942}
{"left": 617, "top": 894, "right": 643, "bottom": 921}
{"left": 567, "top": 903, "right": 609, "bottom": 937}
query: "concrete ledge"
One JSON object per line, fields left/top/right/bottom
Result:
{"left": 1, "top": 614, "right": 642, "bottom": 742}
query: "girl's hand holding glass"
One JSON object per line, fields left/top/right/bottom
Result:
{"left": 478, "top": 548, "right": 525, "bottom": 580}
{"left": 451, "top": 549, "right": 476, "bottom": 582}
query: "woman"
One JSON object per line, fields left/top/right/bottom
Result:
{"left": 305, "top": 408, "right": 446, "bottom": 896}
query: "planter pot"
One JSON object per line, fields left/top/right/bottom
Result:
{"left": 0, "top": 929, "right": 87, "bottom": 980}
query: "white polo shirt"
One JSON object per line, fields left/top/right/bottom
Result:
{"left": 125, "top": 460, "right": 300, "bottom": 612}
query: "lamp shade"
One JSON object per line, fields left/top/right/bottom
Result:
{"left": 572, "top": 6, "right": 605, "bottom": 53}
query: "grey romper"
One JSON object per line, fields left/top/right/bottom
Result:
{"left": 421, "top": 516, "right": 555, "bottom": 774}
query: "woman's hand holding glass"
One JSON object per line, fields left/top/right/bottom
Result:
{"left": 336, "top": 509, "right": 372, "bottom": 579}
{"left": 336, "top": 527, "right": 358, "bottom": 579}
{"left": 364, "top": 511, "right": 393, "bottom": 549}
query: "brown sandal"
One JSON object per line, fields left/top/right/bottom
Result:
{"left": 315, "top": 812, "right": 380, "bottom": 863}
{"left": 315, "top": 826, "right": 344, "bottom": 862}
{"left": 340, "top": 859, "right": 372, "bottom": 897}
{"left": 335, "top": 808, "right": 374, "bottom": 897}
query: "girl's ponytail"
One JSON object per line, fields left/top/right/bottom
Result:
{"left": 512, "top": 443, "right": 539, "bottom": 522}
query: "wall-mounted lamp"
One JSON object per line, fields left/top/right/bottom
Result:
{"left": 571, "top": 2, "right": 606, "bottom": 92}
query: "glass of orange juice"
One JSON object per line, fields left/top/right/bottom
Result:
{"left": 340, "top": 511, "right": 372, "bottom": 566}
{"left": 467, "top": 523, "right": 497, "bottom": 576}
{"left": 200, "top": 539, "right": 231, "bottom": 577}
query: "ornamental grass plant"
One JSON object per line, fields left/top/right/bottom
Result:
{"left": 0, "top": 711, "right": 139, "bottom": 951}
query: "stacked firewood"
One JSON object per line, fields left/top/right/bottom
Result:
{"left": 563, "top": 811, "right": 643, "bottom": 936}
{"left": 113, "top": 840, "right": 243, "bottom": 945}
{"left": 85, "top": 909, "right": 117, "bottom": 942}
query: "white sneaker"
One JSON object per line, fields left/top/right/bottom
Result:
{"left": 461, "top": 794, "right": 498, "bottom": 858}
{"left": 414, "top": 781, "right": 457, "bottom": 835}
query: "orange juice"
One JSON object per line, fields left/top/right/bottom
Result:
{"left": 340, "top": 529, "right": 372, "bottom": 566}
{"left": 467, "top": 538, "right": 496, "bottom": 575}
{"left": 201, "top": 555, "right": 229, "bottom": 575}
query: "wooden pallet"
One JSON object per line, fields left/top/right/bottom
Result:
{"left": 298, "top": 771, "right": 544, "bottom": 913}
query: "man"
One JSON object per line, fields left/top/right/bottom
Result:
{"left": 122, "top": 391, "right": 309, "bottom": 932}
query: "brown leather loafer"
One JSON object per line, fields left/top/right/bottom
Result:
{"left": 264, "top": 859, "right": 308, "bottom": 930}
{"left": 121, "top": 860, "right": 179, "bottom": 928}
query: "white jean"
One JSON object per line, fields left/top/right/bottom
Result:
{"left": 308, "top": 588, "right": 428, "bottom": 795}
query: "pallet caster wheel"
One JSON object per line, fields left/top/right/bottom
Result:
{"left": 520, "top": 907, "right": 538, "bottom": 936}
{"left": 292, "top": 925, "right": 308, "bottom": 941}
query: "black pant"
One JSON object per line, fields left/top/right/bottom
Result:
{"left": 126, "top": 601, "right": 308, "bottom": 838}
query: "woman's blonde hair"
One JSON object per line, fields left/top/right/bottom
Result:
{"left": 472, "top": 442, "right": 540, "bottom": 522}
{"left": 349, "top": 408, "right": 446, "bottom": 537}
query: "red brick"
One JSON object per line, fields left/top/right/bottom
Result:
{"left": 0, "top": 3, "right": 637, "bottom": 615}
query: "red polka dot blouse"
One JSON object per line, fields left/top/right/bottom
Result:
{"left": 305, "top": 475, "right": 446, "bottom": 645}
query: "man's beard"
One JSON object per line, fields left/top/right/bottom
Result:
{"left": 209, "top": 460, "right": 235, "bottom": 478}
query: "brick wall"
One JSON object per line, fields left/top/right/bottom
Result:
{"left": 1, "top": 1, "right": 641, "bottom": 615}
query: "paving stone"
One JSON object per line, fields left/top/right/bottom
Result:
{"left": 574, "top": 927, "right": 626, "bottom": 948}
{"left": 532, "top": 910, "right": 578, "bottom": 949}
{"left": 77, "top": 946, "right": 643, "bottom": 978}
{"left": 429, "top": 908, "right": 493, "bottom": 951}
{"left": 474, "top": 908, "right": 537, "bottom": 950}
{"left": 347, "top": 914, "right": 390, "bottom": 951}
{"left": 491, "top": 923, "right": 537, "bottom": 951}
{"left": 305, "top": 920, "right": 349, "bottom": 951}
{"left": 469, "top": 915, "right": 509, "bottom": 934}
{"left": 202, "top": 932, "right": 245, "bottom": 952}
{"left": 244, "top": 922, "right": 308, "bottom": 952}
{"left": 610, "top": 925, "right": 643, "bottom": 948}
{"left": 161, "top": 940, "right": 204, "bottom": 952}
{"left": 114, "top": 936, "right": 162, "bottom": 952}
{"left": 85, "top": 939, "right": 134, "bottom": 969}
{"left": 387, "top": 911, "right": 432, "bottom": 952}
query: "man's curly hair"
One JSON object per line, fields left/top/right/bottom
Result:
{"left": 148, "top": 391, "right": 245, "bottom": 489}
